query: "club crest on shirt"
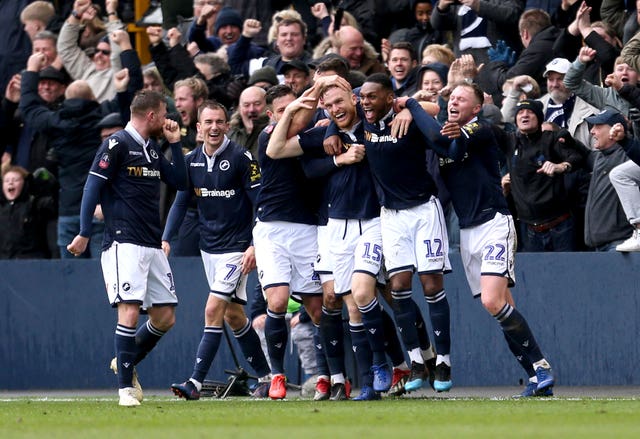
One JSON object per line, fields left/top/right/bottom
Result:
{"left": 150, "top": 149, "right": 158, "bottom": 159}
{"left": 219, "top": 160, "right": 230, "bottom": 171}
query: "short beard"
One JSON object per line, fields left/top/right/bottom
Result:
{"left": 549, "top": 89, "right": 570, "bottom": 104}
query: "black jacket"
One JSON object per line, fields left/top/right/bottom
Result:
{"left": 506, "top": 128, "right": 584, "bottom": 223}
{"left": 0, "top": 178, "right": 55, "bottom": 259}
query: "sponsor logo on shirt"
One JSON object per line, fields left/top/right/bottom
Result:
{"left": 364, "top": 131, "right": 397, "bottom": 143}
{"left": 126, "top": 167, "right": 161, "bottom": 178}
{"left": 190, "top": 162, "right": 205, "bottom": 167}
{"left": 193, "top": 188, "right": 236, "bottom": 198}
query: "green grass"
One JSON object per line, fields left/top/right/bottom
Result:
{"left": 2, "top": 396, "right": 639, "bottom": 439}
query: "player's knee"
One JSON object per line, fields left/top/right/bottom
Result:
{"left": 480, "top": 295, "right": 504, "bottom": 315}
{"left": 323, "top": 292, "right": 343, "bottom": 310}
{"left": 224, "top": 309, "right": 246, "bottom": 330}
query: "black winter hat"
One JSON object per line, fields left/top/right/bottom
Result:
{"left": 515, "top": 99, "right": 544, "bottom": 125}
{"left": 214, "top": 7, "right": 242, "bottom": 35}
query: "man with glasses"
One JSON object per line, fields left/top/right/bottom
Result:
{"left": 57, "top": 0, "right": 127, "bottom": 102}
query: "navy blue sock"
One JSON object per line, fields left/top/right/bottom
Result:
{"left": 134, "top": 320, "right": 165, "bottom": 365}
{"left": 114, "top": 324, "right": 137, "bottom": 388}
{"left": 425, "top": 289, "right": 451, "bottom": 355}
{"left": 358, "top": 297, "right": 387, "bottom": 366}
{"left": 502, "top": 330, "right": 536, "bottom": 378}
{"left": 313, "top": 324, "right": 330, "bottom": 377}
{"left": 234, "top": 318, "right": 271, "bottom": 377}
{"left": 494, "top": 303, "right": 544, "bottom": 365}
{"left": 191, "top": 326, "right": 223, "bottom": 383}
{"left": 381, "top": 308, "right": 406, "bottom": 367}
{"left": 414, "top": 303, "right": 433, "bottom": 352}
{"left": 265, "top": 309, "right": 288, "bottom": 375}
{"left": 320, "top": 307, "right": 346, "bottom": 375}
{"left": 349, "top": 323, "right": 373, "bottom": 387}
{"left": 391, "top": 290, "right": 420, "bottom": 350}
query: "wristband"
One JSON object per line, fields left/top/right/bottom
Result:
{"left": 71, "top": 10, "right": 81, "bottom": 19}
{"left": 107, "top": 12, "right": 117, "bottom": 16}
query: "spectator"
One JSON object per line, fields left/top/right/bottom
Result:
{"left": 228, "top": 86, "right": 269, "bottom": 157}
{"left": 502, "top": 99, "right": 585, "bottom": 251}
{"left": 421, "top": 43, "right": 456, "bottom": 66}
{"left": 431, "top": 0, "right": 525, "bottom": 65}
{"left": 1, "top": 0, "right": 34, "bottom": 93}
{"left": 280, "top": 60, "right": 312, "bottom": 96}
{"left": 555, "top": 2, "right": 620, "bottom": 85}
{"left": 32, "top": 31, "right": 65, "bottom": 71}
{"left": 384, "top": 0, "right": 444, "bottom": 64}
{"left": 20, "top": 1, "right": 56, "bottom": 41}
{"left": 564, "top": 46, "right": 640, "bottom": 132}
{"left": 387, "top": 42, "right": 420, "bottom": 97}
{"left": 247, "top": 66, "right": 279, "bottom": 91}
{"left": 476, "top": 8, "right": 561, "bottom": 102}
{"left": 413, "top": 62, "right": 450, "bottom": 123}
{"left": 313, "top": 26, "right": 386, "bottom": 77}
{"left": 0, "top": 165, "right": 56, "bottom": 259}
{"left": 502, "top": 57, "right": 599, "bottom": 148}
{"left": 2, "top": 66, "right": 70, "bottom": 171}
{"left": 193, "top": 53, "right": 241, "bottom": 110}
{"left": 228, "top": 10, "right": 312, "bottom": 78}
{"left": 57, "top": 0, "right": 126, "bottom": 102}
{"left": 582, "top": 109, "right": 633, "bottom": 251}
{"left": 188, "top": 6, "right": 243, "bottom": 54}
{"left": 600, "top": 0, "right": 639, "bottom": 45}
{"left": 20, "top": 40, "right": 140, "bottom": 259}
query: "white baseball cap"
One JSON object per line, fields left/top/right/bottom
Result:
{"left": 543, "top": 58, "right": 572, "bottom": 77}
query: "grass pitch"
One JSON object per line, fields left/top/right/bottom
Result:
{"left": 2, "top": 394, "right": 639, "bottom": 439}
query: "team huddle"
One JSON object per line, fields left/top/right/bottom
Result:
{"left": 68, "top": 59, "right": 555, "bottom": 406}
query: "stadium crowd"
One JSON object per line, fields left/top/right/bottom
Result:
{"left": 3, "top": 0, "right": 640, "bottom": 404}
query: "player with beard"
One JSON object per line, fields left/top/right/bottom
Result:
{"left": 67, "top": 90, "right": 188, "bottom": 406}
{"left": 411, "top": 82, "right": 556, "bottom": 397}
{"left": 266, "top": 78, "right": 394, "bottom": 400}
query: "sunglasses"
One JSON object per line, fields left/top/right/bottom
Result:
{"left": 94, "top": 49, "right": 111, "bottom": 56}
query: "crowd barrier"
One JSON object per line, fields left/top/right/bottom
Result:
{"left": 1, "top": 252, "right": 639, "bottom": 390}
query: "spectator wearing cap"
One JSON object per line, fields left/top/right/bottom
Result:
{"left": 188, "top": 6, "right": 243, "bottom": 54}
{"left": 228, "top": 86, "right": 269, "bottom": 158}
{"left": 1, "top": 65, "right": 69, "bottom": 173}
{"left": 580, "top": 109, "right": 634, "bottom": 251}
{"left": 502, "top": 57, "right": 599, "bottom": 149}
{"left": 502, "top": 99, "right": 585, "bottom": 251}
{"left": 280, "top": 60, "right": 311, "bottom": 96}
{"left": 57, "top": 0, "right": 128, "bottom": 102}
{"left": 96, "top": 112, "right": 124, "bottom": 141}
{"left": 247, "top": 66, "right": 279, "bottom": 91}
